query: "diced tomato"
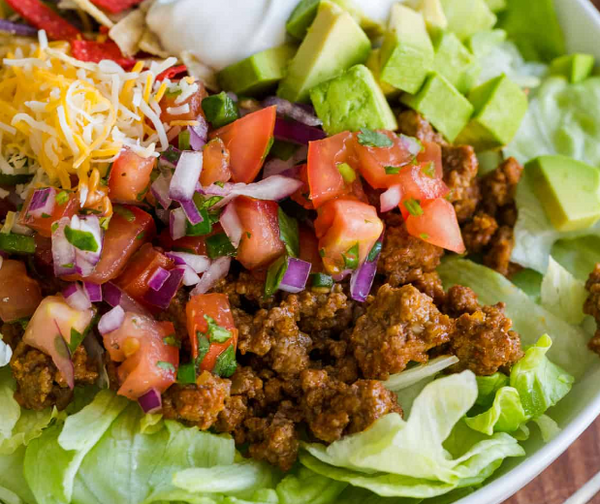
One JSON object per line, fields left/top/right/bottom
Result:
{"left": 5, "top": 0, "right": 80, "bottom": 40}
{"left": 160, "top": 82, "right": 208, "bottom": 124}
{"left": 354, "top": 131, "right": 416, "bottom": 189}
{"left": 290, "top": 164, "right": 313, "bottom": 210}
{"left": 159, "top": 228, "right": 207, "bottom": 255}
{"left": 71, "top": 40, "right": 136, "bottom": 69}
{"left": 234, "top": 196, "right": 285, "bottom": 270}
{"left": 211, "top": 106, "right": 276, "bottom": 183}
{"left": 298, "top": 226, "right": 323, "bottom": 273}
{"left": 103, "top": 313, "right": 178, "bottom": 400}
{"left": 398, "top": 164, "right": 450, "bottom": 219}
{"left": 89, "top": 0, "right": 144, "bottom": 14}
{"left": 108, "top": 148, "right": 156, "bottom": 204}
{"left": 186, "top": 293, "right": 237, "bottom": 365}
{"left": 405, "top": 198, "right": 466, "bottom": 254}
{"left": 19, "top": 188, "right": 78, "bottom": 238}
{"left": 114, "top": 243, "right": 174, "bottom": 303}
{"left": 63, "top": 205, "right": 155, "bottom": 284}
{"left": 315, "top": 199, "right": 383, "bottom": 276}
{"left": 417, "top": 141, "right": 443, "bottom": 179}
{"left": 0, "top": 260, "right": 42, "bottom": 322}
{"left": 156, "top": 65, "right": 188, "bottom": 82}
{"left": 200, "top": 138, "right": 231, "bottom": 186}
{"left": 307, "top": 131, "right": 361, "bottom": 208}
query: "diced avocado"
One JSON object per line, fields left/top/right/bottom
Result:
{"left": 550, "top": 54, "right": 595, "bottom": 84}
{"left": 526, "top": 155, "right": 600, "bottom": 232}
{"left": 379, "top": 4, "right": 434, "bottom": 94}
{"left": 366, "top": 49, "right": 399, "bottom": 98}
{"left": 286, "top": 0, "right": 384, "bottom": 40}
{"left": 467, "top": 29, "right": 507, "bottom": 58}
{"left": 417, "top": 0, "right": 448, "bottom": 31}
{"left": 439, "top": 0, "right": 496, "bottom": 42}
{"left": 484, "top": 0, "right": 506, "bottom": 12}
{"left": 456, "top": 74, "right": 527, "bottom": 150}
{"left": 278, "top": 1, "right": 371, "bottom": 103}
{"left": 217, "top": 44, "right": 297, "bottom": 96}
{"left": 310, "top": 64, "right": 398, "bottom": 135}
{"left": 498, "top": 0, "right": 565, "bottom": 62}
{"left": 400, "top": 72, "right": 474, "bottom": 142}
{"left": 432, "top": 31, "right": 480, "bottom": 94}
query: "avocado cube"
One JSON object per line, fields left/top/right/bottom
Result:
{"left": 418, "top": 0, "right": 448, "bottom": 30}
{"left": 379, "top": 4, "right": 434, "bottom": 94}
{"left": 526, "top": 155, "right": 600, "bottom": 232}
{"left": 467, "top": 29, "right": 507, "bottom": 58}
{"left": 366, "top": 49, "right": 399, "bottom": 98}
{"left": 432, "top": 31, "right": 480, "bottom": 94}
{"left": 440, "top": 0, "right": 496, "bottom": 42}
{"left": 550, "top": 54, "right": 595, "bottom": 84}
{"left": 400, "top": 72, "right": 474, "bottom": 142}
{"left": 456, "top": 74, "right": 528, "bottom": 150}
{"left": 278, "top": 0, "right": 371, "bottom": 103}
{"left": 310, "top": 64, "right": 398, "bottom": 135}
{"left": 484, "top": 0, "right": 507, "bottom": 12}
{"left": 217, "top": 44, "right": 297, "bottom": 96}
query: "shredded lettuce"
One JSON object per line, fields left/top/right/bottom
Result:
{"left": 383, "top": 356, "right": 459, "bottom": 392}
{"left": 475, "top": 373, "right": 509, "bottom": 407}
{"left": 438, "top": 258, "right": 593, "bottom": 378}
{"left": 540, "top": 257, "right": 587, "bottom": 325}
{"left": 276, "top": 466, "right": 347, "bottom": 504}
{"left": 466, "top": 387, "right": 528, "bottom": 435}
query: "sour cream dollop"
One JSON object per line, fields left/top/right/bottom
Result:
{"left": 146, "top": 0, "right": 397, "bottom": 71}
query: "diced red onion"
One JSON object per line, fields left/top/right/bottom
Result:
{"left": 149, "top": 266, "right": 171, "bottom": 291}
{"left": 159, "top": 146, "right": 181, "bottom": 168}
{"left": 350, "top": 234, "right": 383, "bottom": 303}
{"left": 169, "top": 151, "right": 203, "bottom": 202}
{"left": 52, "top": 217, "right": 77, "bottom": 277}
{"left": 263, "top": 145, "right": 308, "bottom": 179}
{"left": 83, "top": 281, "right": 103, "bottom": 303}
{"left": 170, "top": 207, "right": 187, "bottom": 240}
{"left": 226, "top": 92, "right": 238, "bottom": 102}
{"left": 179, "top": 198, "right": 204, "bottom": 225}
{"left": 0, "top": 19, "right": 38, "bottom": 37}
{"left": 201, "top": 175, "right": 304, "bottom": 209}
{"left": 166, "top": 252, "right": 210, "bottom": 273}
{"left": 400, "top": 134, "right": 423, "bottom": 157}
{"left": 71, "top": 215, "right": 104, "bottom": 277}
{"left": 380, "top": 185, "right": 402, "bottom": 213}
{"left": 151, "top": 172, "right": 172, "bottom": 210}
{"left": 280, "top": 258, "right": 311, "bottom": 293}
{"left": 263, "top": 97, "right": 323, "bottom": 127}
{"left": 176, "top": 264, "right": 201, "bottom": 286}
{"left": 27, "top": 187, "right": 56, "bottom": 219}
{"left": 219, "top": 203, "right": 243, "bottom": 248}
{"left": 191, "top": 256, "right": 231, "bottom": 295}
{"left": 143, "top": 267, "right": 184, "bottom": 309}
{"left": 332, "top": 270, "right": 352, "bottom": 282}
{"left": 138, "top": 388, "right": 162, "bottom": 414}
{"left": 62, "top": 283, "right": 92, "bottom": 311}
{"left": 188, "top": 116, "right": 208, "bottom": 151}
{"left": 103, "top": 282, "right": 150, "bottom": 315}
{"left": 98, "top": 305, "right": 126, "bottom": 335}
{"left": 274, "top": 117, "right": 326, "bottom": 145}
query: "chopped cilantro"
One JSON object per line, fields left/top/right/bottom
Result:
{"left": 311, "top": 273, "right": 334, "bottom": 289}
{"left": 264, "top": 255, "right": 288, "bottom": 297}
{"left": 196, "top": 334, "right": 211, "bottom": 366}
{"left": 203, "top": 315, "right": 231, "bottom": 343}
{"left": 422, "top": 162, "right": 436, "bottom": 178}
{"left": 163, "top": 335, "right": 181, "bottom": 348}
{"left": 68, "top": 328, "right": 85, "bottom": 353}
{"left": 319, "top": 248, "right": 325, "bottom": 258}
{"left": 384, "top": 166, "right": 401, "bottom": 175}
{"left": 342, "top": 243, "right": 359, "bottom": 270}
{"left": 337, "top": 162, "right": 356, "bottom": 183}
{"left": 206, "top": 233, "right": 236, "bottom": 259}
{"left": 41, "top": 213, "right": 51, "bottom": 219}
{"left": 357, "top": 128, "right": 393, "bottom": 148}
{"left": 367, "top": 241, "right": 382, "bottom": 262}
{"left": 403, "top": 199, "right": 423, "bottom": 217}
{"left": 51, "top": 222, "right": 59, "bottom": 233}
{"left": 114, "top": 206, "right": 136, "bottom": 222}
{"left": 201, "top": 92, "right": 239, "bottom": 129}
{"left": 64, "top": 226, "right": 99, "bottom": 252}
{"left": 419, "top": 233, "right": 430, "bottom": 240}
{"left": 156, "top": 361, "right": 176, "bottom": 373}
{"left": 213, "top": 345, "right": 237, "bottom": 378}
{"left": 178, "top": 129, "right": 191, "bottom": 151}
{"left": 278, "top": 208, "right": 299, "bottom": 258}
{"left": 177, "top": 362, "right": 196, "bottom": 384}
{"left": 262, "top": 136, "right": 275, "bottom": 161}
{"left": 136, "top": 231, "right": 146, "bottom": 241}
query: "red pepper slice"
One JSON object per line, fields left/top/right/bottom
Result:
{"left": 89, "top": 0, "right": 145, "bottom": 14}
{"left": 156, "top": 65, "right": 188, "bottom": 82}
{"left": 5, "top": 0, "right": 80, "bottom": 40}
{"left": 71, "top": 40, "right": 137, "bottom": 69}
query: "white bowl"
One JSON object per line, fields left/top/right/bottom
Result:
{"left": 456, "top": 2, "right": 600, "bottom": 503}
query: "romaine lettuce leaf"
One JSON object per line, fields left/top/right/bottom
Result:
{"left": 475, "top": 373, "right": 509, "bottom": 407}
{"left": 552, "top": 235, "right": 600, "bottom": 282}
{"left": 438, "top": 258, "right": 593, "bottom": 378}
{"left": 383, "top": 356, "right": 459, "bottom": 392}
{"left": 276, "top": 466, "right": 347, "bottom": 504}
{"left": 0, "top": 445, "right": 34, "bottom": 504}
{"left": 540, "top": 257, "right": 587, "bottom": 325}
{"left": 466, "top": 387, "right": 528, "bottom": 435}
{"left": 531, "top": 414, "right": 561, "bottom": 442}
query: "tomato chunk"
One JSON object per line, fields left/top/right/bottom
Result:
{"left": 290, "top": 164, "right": 313, "bottom": 210}
{"left": 354, "top": 131, "right": 416, "bottom": 189}
{"left": 405, "top": 198, "right": 466, "bottom": 254}
{"left": 315, "top": 199, "right": 383, "bottom": 276}
{"left": 19, "top": 188, "right": 78, "bottom": 238}
{"left": 186, "top": 293, "right": 238, "bottom": 368}
{"left": 200, "top": 138, "right": 231, "bottom": 186}
{"left": 103, "top": 313, "right": 178, "bottom": 400}
{"left": 398, "top": 164, "right": 450, "bottom": 219}
{"left": 417, "top": 141, "right": 443, "bottom": 179}
{"left": 0, "top": 260, "right": 42, "bottom": 322}
{"left": 211, "top": 106, "right": 276, "bottom": 183}
{"left": 159, "top": 81, "right": 208, "bottom": 124}
{"left": 108, "top": 148, "right": 156, "bottom": 204}
{"left": 298, "top": 226, "right": 323, "bottom": 273}
{"left": 114, "top": 243, "right": 174, "bottom": 303}
{"left": 63, "top": 205, "right": 155, "bottom": 284}
{"left": 233, "top": 196, "right": 285, "bottom": 270}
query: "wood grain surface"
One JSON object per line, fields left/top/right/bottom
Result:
{"left": 503, "top": 2, "right": 600, "bottom": 502}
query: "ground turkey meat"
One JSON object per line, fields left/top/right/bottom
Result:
{"left": 480, "top": 157, "right": 523, "bottom": 218}
{"left": 441, "top": 144, "right": 480, "bottom": 223}
{"left": 10, "top": 343, "right": 98, "bottom": 410}
{"left": 442, "top": 285, "right": 480, "bottom": 318}
{"left": 215, "top": 271, "right": 275, "bottom": 310}
{"left": 378, "top": 218, "right": 444, "bottom": 288}
{"left": 397, "top": 110, "right": 445, "bottom": 144}
{"left": 350, "top": 284, "right": 454, "bottom": 379}
{"left": 584, "top": 264, "right": 600, "bottom": 355}
{"left": 300, "top": 369, "right": 402, "bottom": 443}
{"left": 162, "top": 371, "right": 230, "bottom": 429}
{"left": 483, "top": 225, "right": 515, "bottom": 277}
{"left": 449, "top": 303, "right": 523, "bottom": 375}
{"left": 462, "top": 213, "right": 499, "bottom": 254}
{"left": 293, "top": 284, "right": 354, "bottom": 334}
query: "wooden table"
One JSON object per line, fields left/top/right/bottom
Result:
{"left": 504, "top": 4, "right": 600, "bottom": 502}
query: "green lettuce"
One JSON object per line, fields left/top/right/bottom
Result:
{"left": 300, "top": 372, "right": 524, "bottom": 498}
{"left": 475, "top": 373, "right": 509, "bottom": 407}
{"left": 552, "top": 235, "right": 600, "bottom": 282}
{"left": 466, "top": 387, "right": 528, "bottom": 435}
{"left": 540, "top": 257, "right": 587, "bottom": 325}
{"left": 276, "top": 466, "right": 347, "bottom": 504}
{"left": 438, "top": 258, "right": 593, "bottom": 378}
{"left": 383, "top": 356, "right": 459, "bottom": 392}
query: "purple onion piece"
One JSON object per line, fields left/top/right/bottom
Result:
{"left": 169, "top": 151, "right": 203, "bottom": 202}
{"left": 169, "top": 207, "right": 187, "bottom": 240}
{"left": 274, "top": 117, "right": 326, "bottom": 145}
{"left": 102, "top": 282, "right": 122, "bottom": 307}
{"left": 143, "top": 267, "right": 184, "bottom": 310}
{"left": 400, "top": 134, "right": 424, "bottom": 157}
{"left": 52, "top": 217, "right": 77, "bottom": 277}
{"left": 0, "top": 19, "right": 38, "bottom": 37}
{"left": 151, "top": 172, "right": 173, "bottom": 210}
{"left": 179, "top": 198, "right": 204, "bottom": 225}
{"left": 159, "top": 146, "right": 182, "bottom": 169}
{"left": 138, "top": 388, "right": 162, "bottom": 414}
{"left": 350, "top": 234, "right": 384, "bottom": 303}
{"left": 262, "top": 96, "right": 322, "bottom": 127}
{"left": 219, "top": 203, "right": 242, "bottom": 248}
{"left": 176, "top": 264, "right": 201, "bottom": 286}
{"left": 191, "top": 257, "right": 231, "bottom": 295}
{"left": 166, "top": 252, "right": 210, "bottom": 273}
{"left": 98, "top": 305, "right": 125, "bottom": 335}
{"left": 83, "top": 282, "right": 103, "bottom": 303}
{"left": 188, "top": 116, "right": 208, "bottom": 151}
{"left": 27, "top": 187, "right": 56, "bottom": 219}
{"left": 279, "top": 258, "right": 311, "bottom": 294}
{"left": 148, "top": 266, "right": 171, "bottom": 292}
{"left": 62, "top": 283, "right": 92, "bottom": 311}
